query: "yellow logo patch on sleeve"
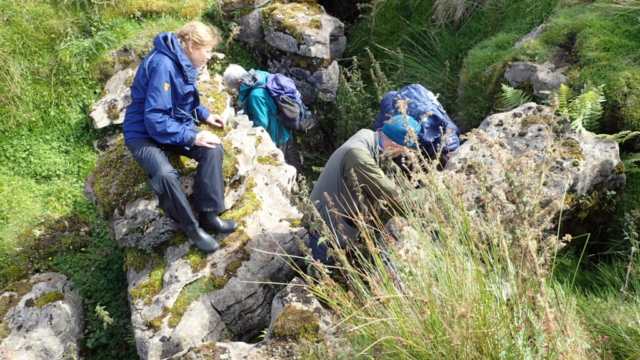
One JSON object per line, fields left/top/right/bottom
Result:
{"left": 163, "top": 83, "right": 170, "bottom": 92}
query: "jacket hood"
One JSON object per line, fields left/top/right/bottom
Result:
{"left": 238, "top": 69, "right": 269, "bottom": 101}
{"left": 153, "top": 32, "right": 198, "bottom": 84}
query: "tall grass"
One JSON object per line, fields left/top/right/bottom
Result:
{"left": 0, "top": 0, "right": 188, "bottom": 242}
{"left": 300, "top": 118, "right": 594, "bottom": 358}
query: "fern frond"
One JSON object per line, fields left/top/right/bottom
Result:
{"left": 597, "top": 130, "right": 640, "bottom": 143}
{"left": 498, "top": 84, "right": 532, "bottom": 111}
{"left": 556, "top": 84, "right": 574, "bottom": 114}
{"left": 569, "top": 84, "right": 605, "bottom": 133}
{"left": 622, "top": 152, "right": 640, "bottom": 173}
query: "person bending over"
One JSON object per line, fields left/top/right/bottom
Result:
{"left": 222, "top": 64, "right": 303, "bottom": 175}
{"left": 123, "top": 21, "right": 238, "bottom": 254}
{"left": 309, "top": 115, "right": 420, "bottom": 265}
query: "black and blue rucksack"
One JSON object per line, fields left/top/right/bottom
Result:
{"left": 375, "top": 84, "right": 461, "bottom": 156}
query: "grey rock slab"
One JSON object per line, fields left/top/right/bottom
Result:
{"left": 0, "top": 273, "right": 83, "bottom": 360}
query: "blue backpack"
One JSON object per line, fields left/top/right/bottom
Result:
{"left": 259, "top": 74, "right": 308, "bottom": 131}
{"left": 375, "top": 84, "right": 461, "bottom": 156}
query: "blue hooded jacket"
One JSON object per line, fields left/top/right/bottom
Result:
{"left": 123, "top": 32, "right": 210, "bottom": 147}
{"left": 238, "top": 70, "right": 290, "bottom": 146}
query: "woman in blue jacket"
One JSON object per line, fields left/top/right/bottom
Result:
{"left": 123, "top": 21, "right": 237, "bottom": 254}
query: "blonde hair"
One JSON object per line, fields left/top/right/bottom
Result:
{"left": 176, "top": 21, "right": 221, "bottom": 49}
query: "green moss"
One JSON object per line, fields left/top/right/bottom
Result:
{"left": 147, "top": 306, "right": 170, "bottom": 333}
{"left": 283, "top": 218, "right": 303, "bottom": 227}
{"left": 3, "top": 280, "right": 34, "bottom": 297}
{"left": 559, "top": 140, "right": 585, "bottom": 160}
{"left": 193, "top": 342, "right": 221, "bottom": 357}
{"left": 130, "top": 257, "right": 167, "bottom": 305}
{"left": 221, "top": 177, "right": 262, "bottom": 225}
{"left": 572, "top": 159, "right": 581, "bottom": 167}
{"left": 183, "top": 248, "right": 207, "bottom": 272}
{"left": 93, "top": 137, "right": 185, "bottom": 219}
{"left": 224, "top": 260, "right": 243, "bottom": 278}
{"left": 309, "top": 18, "right": 322, "bottom": 30}
{"left": 198, "top": 80, "right": 230, "bottom": 123}
{"left": 222, "top": 146, "right": 240, "bottom": 184}
{"left": 614, "top": 162, "right": 625, "bottom": 174}
{"left": 106, "top": 102, "right": 120, "bottom": 121}
{"left": 257, "top": 155, "right": 280, "bottom": 167}
{"left": 218, "top": 228, "right": 251, "bottom": 249}
{"left": 33, "top": 291, "right": 65, "bottom": 308}
{"left": 124, "top": 247, "right": 155, "bottom": 272}
{"left": 124, "top": 74, "right": 135, "bottom": 88}
{"left": 520, "top": 115, "right": 543, "bottom": 129}
{"left": 168, "top": 275, "right": 229, "bottom": 328}
{"left": 91, "top": 137, "right": 149, "bottom": 218}
{"left": 271, "top": 304, "right": 321, "bottom": 340}
{"left": 0, "top": 294, "right": 20, "bottom": 322}
{"left": 263, "top": 2, "right": 323, "bottom": 43}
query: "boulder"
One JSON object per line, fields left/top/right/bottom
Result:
{"left": 0, "top": 273, "right": 84, "bottom": 360}
{"left": 504, "top": 61, "right": 567, "bottom": 100}
{"left": 445, "top": 103, "right": 625, "bottom": 218}
{"left": 234, "top": 2, "right": 346, "bottom": 103}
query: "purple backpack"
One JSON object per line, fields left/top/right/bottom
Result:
{"left": 261, "top": 74, "right": 308, "bottom": 131}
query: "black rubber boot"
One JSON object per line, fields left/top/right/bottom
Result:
{"left": 185, "top": 228, "right": 220, "bottom": 254}
{"left": 199, "top": 212, "right": 239, "bottom": 233}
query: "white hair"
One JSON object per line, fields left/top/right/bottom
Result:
{"left": 223, "top": 64, "right": 248, "bottom": 89}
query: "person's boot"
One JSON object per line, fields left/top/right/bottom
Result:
{"left": 199, "top": 212, "right": 238, "bottom": 233}
{"left": 185, "top": 228, "right": 220, "bottom": 254}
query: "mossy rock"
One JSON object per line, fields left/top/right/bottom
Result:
{"left": 221, "top": 177, "right": 262, "bottom": 226}
{"left": 271, "top": 304, "right": 321, "bottom": 341}
{"left": 263, "top": 2, "right": 323, "bottom": 43}
{"left": 130, "top": 257, "right": 167, "bottom": 305}
{"left": 92, "top": 136, "right": 184, "bottom": 218}
{"left": 167, "top": 275, "right": 229, "bottom": 328}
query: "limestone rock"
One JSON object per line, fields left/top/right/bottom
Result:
{"left": 165, "top": 277, "right": 346, "bottom": 360}
{"left": 236, "top": 8, "right": 265, "bottom": 45}
{"left": 234, "top": 2, "right": 346, "bottom": 103}
{"left": 0, "top": 273, "right": 84, "bottom": 360}
{"left": 444, "top": 103, "right": 625, "bottom": 216}
{"left": 504, "top": 61, "right": 567, "bottom": 99}
{"left": 89, "top": 67, "right": 136, "bottom": 129}
{"left": 262, "top": 2, "right": 345, "bottom": 60}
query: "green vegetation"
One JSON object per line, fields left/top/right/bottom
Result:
{"left": 1, "top": 0, "right": 640, "bottom": 358}
{"left": 271, "top": 304, "right": 321, "bottom": 341}
{"left": 34, "top": 291, "right": 65, "bottom": 308}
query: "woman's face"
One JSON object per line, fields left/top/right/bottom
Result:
{"left": 185, "top": 41, "right": 213, "bottom": 68}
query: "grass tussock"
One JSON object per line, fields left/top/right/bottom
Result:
{"left": 300, "top": 118, "right": 595, "bottom": 358}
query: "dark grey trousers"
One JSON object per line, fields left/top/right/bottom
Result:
{"left": 127, "top": 138, "right": 226, "bottom": 231}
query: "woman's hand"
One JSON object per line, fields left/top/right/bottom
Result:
{"left": 195, "top": 131, "right": 221, "bottom": 148}
{"left": 206, "top": 114, "right": 226, "bottom": 129}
